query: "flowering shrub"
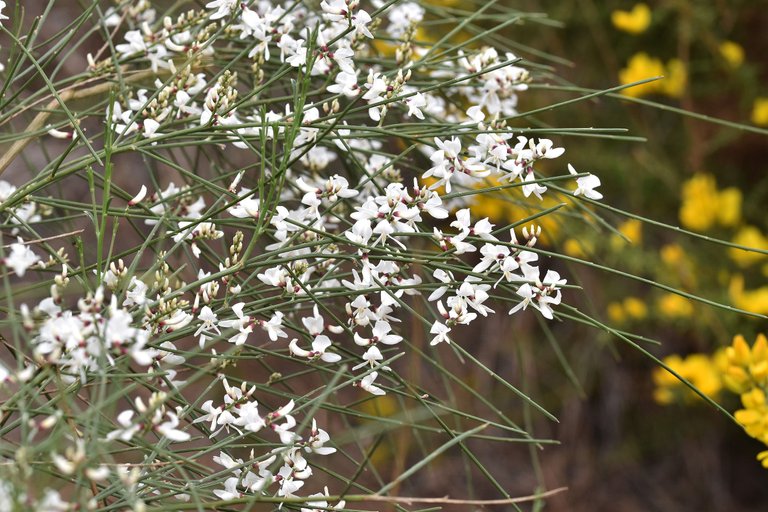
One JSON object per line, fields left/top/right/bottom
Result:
{"left": 4, "top": 0, "right": 768, "bottom": 508}
{"left": 0, "top": 0, "right": 618, "bottom": 508}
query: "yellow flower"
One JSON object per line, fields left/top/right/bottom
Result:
{"left": 660, "top": 244, "right": 684, "bottom": 266}
{"left": 729, "top": 226, "right": 768, "bottom": 267}
{"left": 719, "top": 40, "right": 745, "bottom": 69}
{"left": 657, "top": 293, "right": 693, "bottom": 319}
{"left": 729, "top": 275, "right": 768, "bottom": 315}
{"left": 607, "top": 301, "right": 626, "bottom": 323}
{"left": 623, "top": 296, "right": 647, "bottom": 320}
{"left": 619, "top": 53, "right": 686, "bottom": 98}
{"left": 619, "top": 53, "right": 665, "bottom": 98}
{"left": 563, "top": 238, "right": 592, "bottom": 259}
{"left": 620, "top": 218, "right": 642, "bottom": 244}
{"left": 611, "top": 3, "right": 651, "bottom": 35}
{"left": 757, "top": 450, "right": 768, "bottom": 469}
{"left": 661, "top": 58, "right": 687, "bottom": 98}
{"left": 610, "top": 218, "right": 642, "bottom": 250}
{"left": 652, "top": 353, "right": 723, "bottom": 405}
{"left": 679, "top": 173, "right": 719, "bottom": 231}
{"left": 678, "top": 173, "right": 740, "bottom": 232}
{"left": 605, "top": 296, "right": 647, "bottom": 325}
{"left": 752, "top": 98, "right": 768, "bottom": 126}
{"left": 735, "top": 388, "right": 768, "bottom": 443}
{"left": 716, "top": 187, "right": 742, "bottom": 227}
{"left": 653, "top": 355, "right": 685, "bottom": 405}
{"left": 724, "top": 333, "right": 768, "bottom": 393}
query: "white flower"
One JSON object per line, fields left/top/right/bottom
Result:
{"left": 4, "top": 239, "right": 39, "bottom": 277}
{"left": 327, "top": 71, "right": 359, "bottom": 97}
{"left": 359, "top": 371, "right": 386, "bottom": 395}
{"left": 195, "top": 306, "right": 220, "bottom": 347}
{"left": 507, "top": 269, "right": 566, "bottom": 319}
{"left": 261, "top": 311, "right": 288, "bottom": 341}
{"left": 302, "top": 306, "right": 326, "bottom": 336}
{"left": 115, "top": 30, "right": 146, "bottom": 57}
{"left": 192, "top": 400, "right": 223, "bottom": 435}
{"left": 272, "top": 413, "right": 299, "bottom": 445}
{"left": 289, "top": 336, "right": 342, "bottom": 363}
{"left": 219, "top": 303, "right": 253, "bottom": 345}
{"left": 405, "top": 92, "right": 427, "bottom": 119}
{"left": 287, "top": 40, "right": 308, "bottom": 67}
{"left": 429, "top": 321, "right": 451, "bottom": 346}
{"left": 363, "top": 73, "right": 388, "bottom": 102}
{"left": 301, "top": 486, "right": 346, "bottom": 512}
{"left": 568, "top": 164, "right": 603, "bottom": 200}
{"left": 473, "top": 243, "right": 510, "bottom": 273}
{"left": 156, "top": 411, "right": 190, "bottom": 442}
{"left": 352, "top": 10, "right": 373, "bottom": 38}
{"left": 305, "top": 419, "right": 337, "bottom": 455}
{"left": 213, "top": 477, "right": 241, "bottom": 501}
{"left": 521, "top": 170, "right": 547, "bottom": 199}
{"left": 363, "top": 345, "right": 387, "bottom": 368}
{"left": 123, "top": 276, "right": 148, "bottom": 307}
{"left": 206, "top": 0, "right": 238, "bottom": 20}
{"left": 106, "top": 410, "right": 141, "bottom": 442}
{"left": 0, "top": 1, "right": 8, "bottom": 24}
{"left": 428, "top": 268, "right": 453, "bottom": 302}
{"left": 466, "top": 105, "right": 485, "bottom": 124}
{"left": 234, "top": 401, "right": 266, "bottom": 432}
{"left": 532, "top": 138, "right": 565, "bottom": 159}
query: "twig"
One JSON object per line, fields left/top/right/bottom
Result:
{"left": 359, "top": 487, "right": 568, "bottom": 505}
{"left": 2, "top": 229, "right": 84, "bottom": 247}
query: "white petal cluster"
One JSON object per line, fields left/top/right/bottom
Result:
{"left": 2, "top": 0, "right": 612, "bottom": 508}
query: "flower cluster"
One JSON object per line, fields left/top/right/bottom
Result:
{"left": 0, "top": 0, "right": 608, "bottom": 508}
{"left": 654, "top": 334, "right": 768, "bottom": 469}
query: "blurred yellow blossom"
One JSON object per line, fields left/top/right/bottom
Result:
{"left": 358, "top": 395, "right": 400, "bottom": 465}
{"left": 661, "top": 58, "right": 687, "bottom": 98}
{"left": 607, "top": 301, "right": 626, "bottom": 323}
{"left": 608, "top": 296, "right": 648, "bottom": 323}
{"left": 624, "top": 296, "right": 647, "bottom": 319}
{"left": 611, "top": 3, "right": 651, "bottom": 35}
{"left": 729, "top": 226, "right": 768, "bottom": 267}
{"left": 719, "top": 40, "right": 745, "bottom": 68}
{"left": 717, "top": 187, "right": 742, "bottom": 227}
{"left": 619, "top": 53, "right": 664, "bottom": 97}
{"left": 679, "top": 173, "right": 741, "bottom": 232}
{"left": 620, "top": 218, "right": 642, "bottom": 243}
{"left": 657, "top": 293, "right": 694, "bottom": 319}
{"left": 563, "top": 238, "right": 592, "bottom": 259}
{"left": 610, "top": 218, "right": 642, "bottom": 250}
{"left": 653, "top": 353, "right": 723, "bottom": 405}
{"left": 659, "top": 243, "right": 697, "bottom": 287}
{"left": 619, "top": 53, "right": 686, "bottom": 98}
{"left": 752, "top": 98, "right": 768, "bottom": 126}
{"left": 660, "top": 244, "right": 685, "bottom": 266}
{"left": 729, "top": 275, "right": 768, "bottom": 315}
{"left": 679, "top": 173, "right": 718, "bottom": 230}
